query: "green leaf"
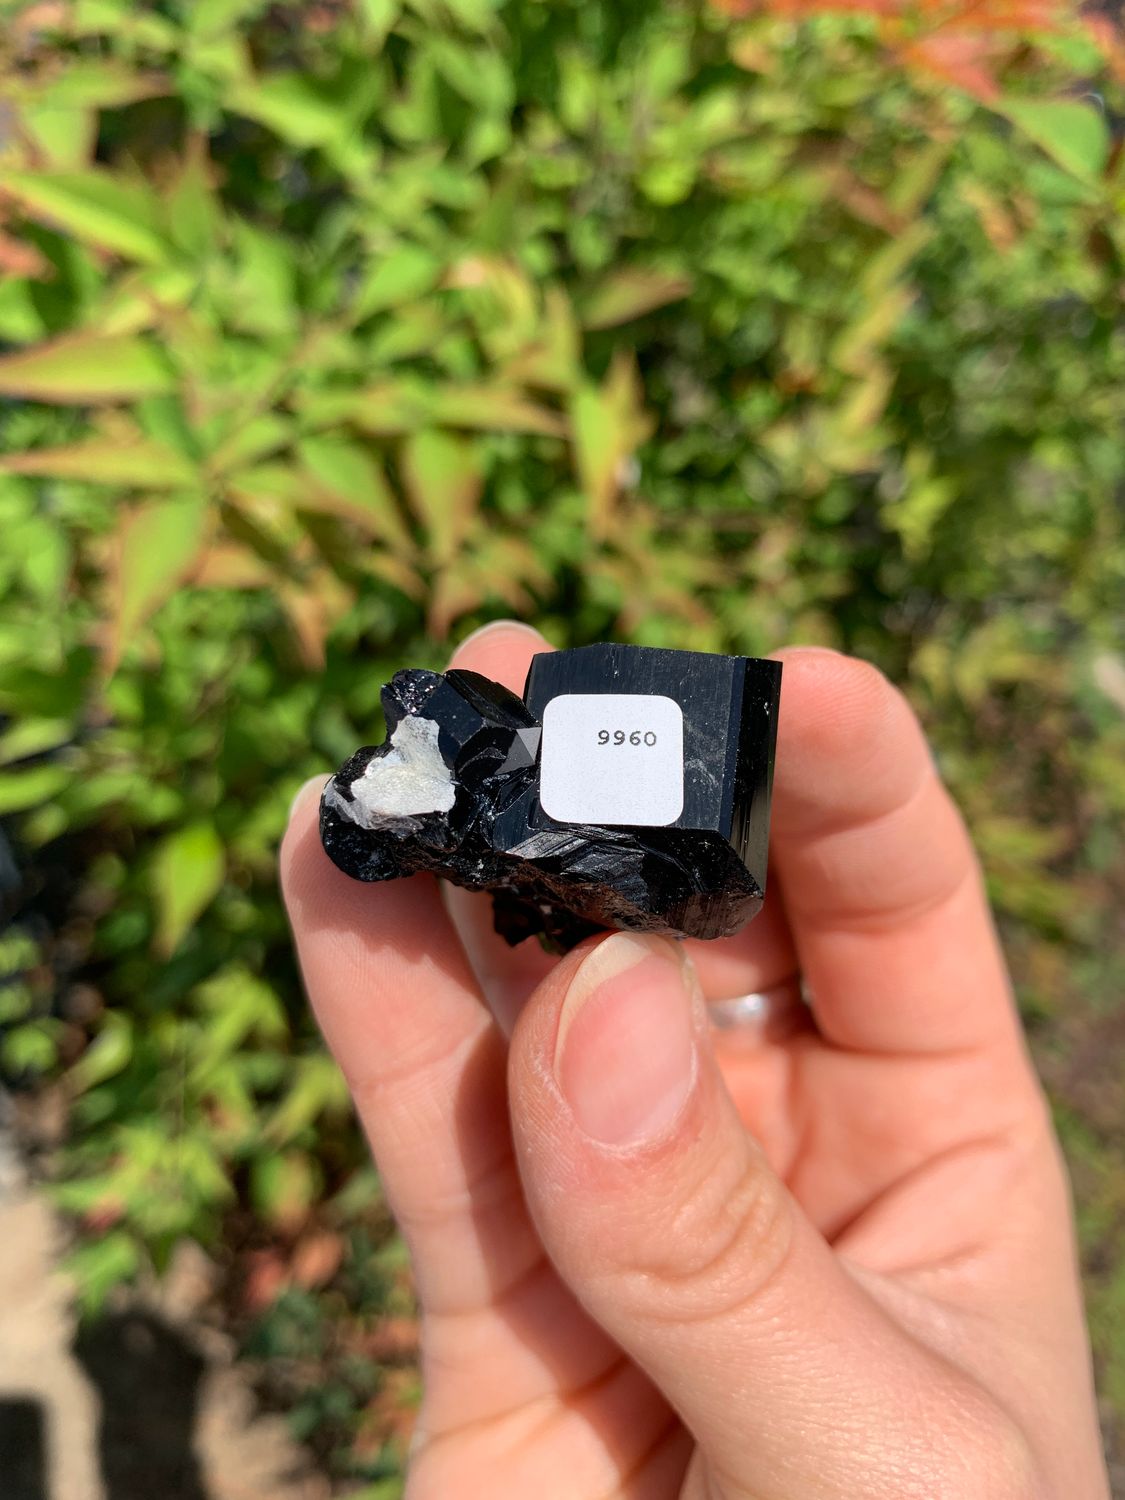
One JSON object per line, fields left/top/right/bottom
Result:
{"left": 580, "top": 268, "right": 693, "bottom": 330}
{"left": 429, "top": 385, "right": 566, "bottom": 436}
{"left": 399, "top": 429, "right": 482, "bottom": 566}
{"left": 298, "top": 378, "right": 429, "bottom": 435}
{"left": 265, "top": 1055, "right": 351, "bottom": 1146}
{"left": 297, "top": 436, "right": 414, "bottom": 552}
{"left": 569, "top": 354, "right": 654, "bottom": 539}
{"left": 187, "top": 0, "right": 273, "bottom": 39}
{"left": 62, "top": 1231, "right": 141, "bottom": 1316}
{"left": 0, "top": 765, "right": 70, "bottom": 815}
{"left": 0, "top": 168, "right": 169, "bottom": 264}
{"left": 151, "top": 822, "right": 226, "bottom": 957}
{"left": 2, "top": 1023, "right": 58, "bottom": 1076}
{"left": 0, "top": 334, "right": 176, "bottom": 404}
{"left": 227, "top": 75, "right": 355, "bottom": 150}
{"left": 15, "top": 105, "right": 97, "bottom": 172}
{"left": 189, "top": 968, "right": 286, "bottom": 1083}
{"left": 69, "top": 1013, "right": 134, "bottom": 1094}
{"left": 250, "top": 1150, "right": 321, "bottom": 1231}
{"left": 109, "top": 495, "right": 207, "bottom": 668}
{"left": 999, "top": 99, "right": 1109, "bottom": 183}
{"left": 356, "top": 243, "right": 443, "bottom": 317}
{"left": 2, "top": 436, "right": 197, "bottom": 488}
{"left": 210, "top": 413, "right": 293, "bottom": 472}
{"left": 0, "top": 718, "right": 73, "bottom": 767}
{"left": 33, "top": 61, "right": 164, "bottom": 110}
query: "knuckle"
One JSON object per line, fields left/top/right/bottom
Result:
{"left": 612, "top": 1147, "right": 796, "bottom": 1328}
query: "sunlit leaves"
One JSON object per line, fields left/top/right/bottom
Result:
{"left": 0, "top": 168, "right": 169, "bottom": 265}
{"left": 570, "top": 355, "right": 654, "bottom": 540}
{"left": 1, "top": 0, "right": 1120, "bottom": 1368}
{"left": 400, "top": 429, "right": 481, "bottom": 566}
{"left": 998, "top": 98, "right": 1110, "bottom": 183}
{"left": 0, "top": 334, "right": 176, "bottom": 404}
{"left": 68, "top": 1012, "right": 134, "bottom": 1094}
{"left": 62, "top": 1232, "right": 141, "bottom": 1317}
{"left": 580, "top": 268, "right": 694, "bottom": 331}
{"left": 150, "top": 821, "right": 226, "bottom": 957}
{"left": 0, "top": 765, "right": 71, "bottom": 816}
{"left": 356, "top": 243, "right": 444, "bottom": 318}
{"left": 299, "top": 379, "right": 566, "bottom": 438}
{"left": 297, "top": 435, "right": 413, "bottom": 552}
{"left": 1, "top": 435, "right": 197, "bottom": 488}
{"left": 108, "top": 495, "right": 208, "bottom": 669}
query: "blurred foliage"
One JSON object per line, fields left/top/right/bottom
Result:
{"left": 0, "top": 0, "right": 1123, "bottom": 1484}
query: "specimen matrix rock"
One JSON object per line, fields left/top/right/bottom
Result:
{"left": 320, "top": 643, "right": 782, "bottom": 950}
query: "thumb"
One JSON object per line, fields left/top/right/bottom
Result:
{"left": 507, "top": 933, "right": 993, "bottom": 1498}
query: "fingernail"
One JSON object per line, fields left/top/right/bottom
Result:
{"left": 288, "top": 775, "right": 327, "bottom": 824}
{"left": 554, "top": 933, "right": 698, "bottom": 1148}
{"left": 453, "top": 619, "right": 544, "bottom": 656}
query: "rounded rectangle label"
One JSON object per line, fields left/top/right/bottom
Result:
{"left": 539, "top": 693, "right": 684, "bottom": 826}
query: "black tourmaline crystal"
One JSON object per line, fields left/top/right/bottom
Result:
{"left": 320, "top": 643, "right": 782, "bottom": 949}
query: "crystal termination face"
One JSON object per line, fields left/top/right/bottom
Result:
{"left": 319, "top": 644, "right": 783, "bottom": 950}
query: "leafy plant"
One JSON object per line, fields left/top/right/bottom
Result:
{"left": 0, "top": 0, "right": 1122, "bottom": 1482}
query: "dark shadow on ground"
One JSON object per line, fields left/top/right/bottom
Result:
{"left": 73, "top": 1308, "right": 209, "bottom": 1500}
{"left": 0, "top": 1397, "right": 47, "bottom": 1500}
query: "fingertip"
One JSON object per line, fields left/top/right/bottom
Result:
{"left": 288, "top": 772, "right": 329, "bottom": 826}
{"left": 771, "top": 647, "right": 925, "bottom": 829}
{"left": 448, "top": 619, "right": 553, "bottom": 695}
{"left": 278, "top": 773, "right": 355, "bottom": 928}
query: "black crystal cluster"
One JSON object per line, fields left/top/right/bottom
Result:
{"left": 320, "top": 643, "right": 782, "bottom": 949}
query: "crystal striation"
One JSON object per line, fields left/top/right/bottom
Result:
{"left": 320, "top": 644, "right": 782, "bottom": 949}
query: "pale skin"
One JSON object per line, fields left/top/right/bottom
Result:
{"left": 281, "top": 623, "right": 1110, "bottom": 1500}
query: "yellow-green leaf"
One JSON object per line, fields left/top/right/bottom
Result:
{"left": 2, "top": 436, "right": 196, "bottom": 488}
{"left": 210, "top": 413, "right": 293, "bottom": 472}
{"left": 109, "top": 495, "right": 207, "bottom": 668}
{"left": 297, "top": 436, "right": 413, "bottom": 552}
{"left": 298, "top": 378, "right": 428, "bottom": 435}
{"left": 999, "top": 98, "right": 1109, "bottom": 184}
{"left": 0, "top": 765, "right": 70, "bottom": 816}
{"left": 228, "top": 75, "right": 353, "bottom": 150}
{"left": 399, "top": 430, "right": 482, "bottom": 566}
{"left": 356, "top": 243, "right": 443, "bottom": 317}
{"left": 68, "top": 1013, "right": 134, "bottom": 1094}
{"left": 429, "top": 384, "right": 566, "bottom": 437}
{"left": 250, "top": 1150, "right": 321, "bottom": 1231}
{"left": 569, "top": 353, "right": 654, "bottom": 538}
{"left": 0, "top": 168, "right": 169, "bottom": 264}
{"left": 0, "top": 719, "right": 72, "bottom": 768}
{"left": 0, "top": 334, "right": 176, "bottom": 404}
{"left": 580, "top": 268, "right": 693, "bottom": 330}
{"left": 151, "top": 822, "right": 225, "bottom": 957}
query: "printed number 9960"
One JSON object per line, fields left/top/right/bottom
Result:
{"left": 597, "top": 729, "right": 657, "bottom": 746}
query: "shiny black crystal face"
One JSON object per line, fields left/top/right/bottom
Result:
{"left": 320, "top": 644, "right": 782, "bottom": 950}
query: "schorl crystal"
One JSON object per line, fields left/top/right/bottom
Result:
{"left": 320, "top": 644, "right": 782, "bottom": 949}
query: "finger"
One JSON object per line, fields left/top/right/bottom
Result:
{"left": 508, "top": 933, "right": 1000, "bottom": 1497}
{"left": 280, "top": 780, "right": 535, "bottom": 1315}
{"left": 770, "top": 647, "right": 1029, "bottom": 1062}
{"left": 683, "top": 880, "right": 797, "bottom": 1000}
{"left": 443, "top": 621, "right": 558, "bottom": 1027}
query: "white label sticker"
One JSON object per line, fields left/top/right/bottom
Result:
{"left": 539, "top": 693, "right": 684, "bottom": 826}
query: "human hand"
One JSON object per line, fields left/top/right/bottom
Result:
{"left": 281, "top": 624, "right": 1109, "bottom": 1500}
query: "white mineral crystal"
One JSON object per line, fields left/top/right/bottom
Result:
{"left": 327, "top": 715, "right": 455, "bottom": 828}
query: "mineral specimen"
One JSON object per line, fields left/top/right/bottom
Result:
{"left": 320, "top": 643, "right": 782, "bottom": 949}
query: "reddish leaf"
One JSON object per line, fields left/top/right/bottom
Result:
{"left": 580, "top": 268, "right": 693, "bottom": 330}
{"left": 3, "top": 435, "right": 196, "bottom": 488}
{"left": 107, "top": 495, "right": 208, "bottom": 670}
{"left": 0, "top": 333, "right": 175, "bottom": 404}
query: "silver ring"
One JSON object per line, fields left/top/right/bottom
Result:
{"left": 706, "top": 975, "right": 810, "bottom": 1045}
